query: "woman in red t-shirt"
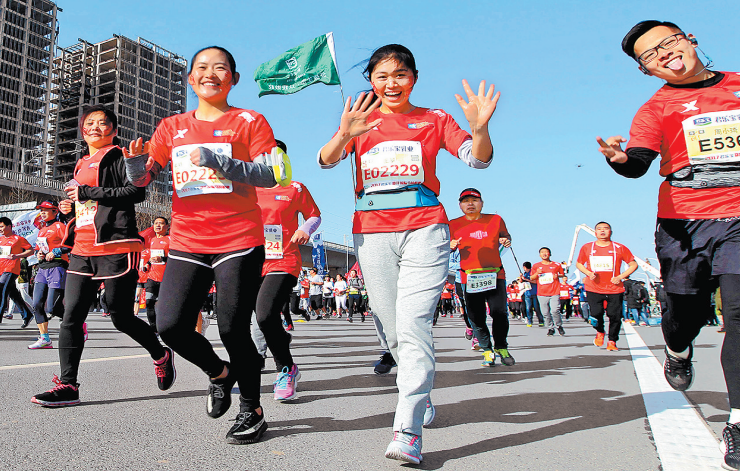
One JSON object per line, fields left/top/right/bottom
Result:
{"left": 318, "top": 44, "right": 500, "bottom": 464}
{"left": 124, "top": 46, "right": 279, "bottom": 445}
{"left": 32, "top": 106, "right": 172, "bottom": 408}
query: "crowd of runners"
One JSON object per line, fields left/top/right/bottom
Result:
{"left": 0, "top": 20, "right": 739, "bottom": 469}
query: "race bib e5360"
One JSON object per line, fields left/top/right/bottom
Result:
{"left": 683, "top": 110, "right": 740, "bottom": 165}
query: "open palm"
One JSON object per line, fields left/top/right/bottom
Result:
{"left": 455, "top": 80, "right": 500, "bottom": 130}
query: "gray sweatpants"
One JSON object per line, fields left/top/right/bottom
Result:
{"left": 538, "top": 295, "right": 562, "bottom": 329}
{"left": 354, "top": 223, "right": 450, "bottom": 436}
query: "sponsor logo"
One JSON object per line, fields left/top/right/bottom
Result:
{"left": 175, "top": 149, "right": 188, "bottom": 157}
{"left": 239, "top": 111, "right": 256, "bottom": 123}
{"left": 213, "top": 129, "right": 236, "bottom": 137}
{"left": 734, "top": 91, "right": 740, "bottom": 99}
{"left": 408, "top": 121, "right": 433, "bottom": 129}
{"left": 274, "top": 195, "right": 290, "bottom": 201}
{"left": 367, "top": 147, "right": 380, "bottom": 155}
{"left": 693, "top": 117, "right": 712, "bottom": 126}
{"left": 429, "top": 109, "right": 446, "bottom": 118}
{"left": 469, "top": 230, "right": 488, "bottom": 240}
{"left": 88, "top": 162, "right": 99, "bottom": 169}
{"left": 286, "top": 57, "right": 298, "bottom": 70}
{"left": 173, "top": 129, "right": 188, "bottom": 139}
{"left": 681, "top": 100, "right": 699, "bottom": 113}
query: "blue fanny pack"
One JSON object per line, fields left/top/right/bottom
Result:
{"left": 355, "top": 184, "right": 440, "bottom": 211}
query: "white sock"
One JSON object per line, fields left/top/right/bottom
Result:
{"left": 729, "top": 409, "right": 740, "bottom": 425}
{"left": 666, "top": 346, "right": 690, "bottom": 359}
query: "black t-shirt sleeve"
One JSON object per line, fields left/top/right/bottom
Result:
{"left": 607, "top": 147, "right": 658, "bottom": 178}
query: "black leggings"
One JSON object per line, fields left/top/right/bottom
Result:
{"left": 465, "top": 279, "right": 509, "bottom": 350}
{"left": 256, "top": 273, "right": 296, "bottom": 371}
{"left": 586, "top": 292, "right": 623, "bottom": 342}
{"left": 663, "top": 274, "right": 740, "bottom": 407}
{"left": 60, "top": 270, "right": 164, "bottom": 384}
{"left": 0, "top": 273, "right": 32, "bottom": 319}
{"left": 156, "top": 247, "right": 264, "bottom": 410}
{"left": 455, "top": 281, "right": 471, "bottom": 328}
{"left": 348, "top": 294, "right": 362, "bottom": 319}
{"left": 281, "top": 298, "right": 293, "bottom": 327}
{"left": 144, "top": 279, "right": 161, "bottom": 333}
{"left": 32, "top": 282, "right": 64, "bottom": 324}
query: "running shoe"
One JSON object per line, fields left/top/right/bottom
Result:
{"left": 31, "top": 375, "right": 80, "bottom": 407}
{"left": 2, "top": 313, "right": 12, "bottom": 319}
{"left": 538, "top": 323, "right": 545, "bottom": 327}
{"left": 385, "top": 431, "right": 422, "bottom": 464}
{"left": 526, "top": 323, "right": 533, "bottom": 327}
{"left": 207, "top": 363, "right": 236, "bottom": 418}
{"left": 423, "top": 399, "right": 435, "bottom": 427}
{"left": 441, "top": 313, "right": 446, "bottom": 317}
{"left": 21, "top": 316, "right": 32, "bottom": 328}
{"left": 494, "top": 348, "right": 516, "bottom": 366}
{"left": 273, "top": 364, "right": 301, "bottom": 401}
{"left": 481, "top": 350, "right": 495, "bottom": 367}
{"left": 361, "top": 314, "right": 365, "bottom": 322}
{"left": 374, "top": 352, "right": 396, "bottom": 375}
{"left": 594, "top": 332, "right": 605, "bottom": 347}
{"left": 546, "top": 329, "right": 555, "bottom": 336}
{"left": 639, "top": 321, "right": 648, "bottom": 326}
{"left": 286, "top": 324, "right": 294, "bottom": 331}
{"left": 464, "top": 328, "right": 473, "bottom": 340}
{"left": 101, "top": 312, "right": 110, "bottom": 317}
{"left": 282, "top": 319, "right": 288, "bottom": 327}
{"left": 28, "top": 337, "right": 52, "bottom": 349}
{"left": 154, "top": 347, "right": 176, "bottom": 391}
{"left": 589, "top": 317, "right": 599, "bottom": 328}
{"left": 347, "top": 317, "right": 353, "bottom": 323}
{"left": 606, "top": 341, "right": 618, "bottom": 351}
{"left": 720, "top": 422, "right": 740, "bottom": 470}
{"left": 663, "top": 346, "right": 694, "bottom": 391}
{"left": 557, "top": 326, "right": 566, "bottom": 336}
{"left": 719, "top": 327, "right": 726, "bottom": 333}
{"left": 471, "top": 338, "right": 480, "bottom": 350}
{"left": 83, "top": 322, "right": 88, "bottom": 342}
{"left": 225, "top": 410, "right": 268, "bottom": 445}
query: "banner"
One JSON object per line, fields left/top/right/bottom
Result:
{"left": 12, "top": 209, "right": 42, "bottom": 265}
{"left": 253, "top": 32, "right": 341, "bottom": 97}
{"left": 311, "top": 232, "right": 327, "bottom": 276}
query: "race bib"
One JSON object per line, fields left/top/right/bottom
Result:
{"left": 560, "top": 290, "right": 569, "bottom": 297}
{"left": 75, "top": 200, "right": 98, "bottom": 227}
{"left": 466, "top": 272, "right": 497, "bottom": 294}
{"left": 36, "top": 237, "right": 49, "bottom": 253}
{"left": 172, "top": 143, "right": 234, "bottom": 197}
{"left": 359, "top": 140, "right": 424, "bottom": 194}
{"left": 539, "top": 272, "right": 554, "bottom": 285}
{"left": 0, "top": 246, "right": 10, "bottom": 258}
{"left": 590, "top": 256, "right": 614, "bottom": 272}
{"left": 683, "top": 110, "right": 740, "bottom": 165}
{"left": 150, "top": 249, "right": 165, "bottom": 264}
{"left": 264, "top": 224, "right": 283, "bottom": 259}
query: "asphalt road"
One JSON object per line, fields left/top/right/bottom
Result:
{"left": 0, "top": 312, "right": 729, "bottom": 470}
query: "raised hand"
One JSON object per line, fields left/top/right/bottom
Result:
{"left": 339, "top": 92, "right": 383, "bottom": 139}
{"left": 597, "top": 136, "right": 628, "bottom": 163}
{"left": 123, "top": 137, "right": 155, "bottom": 170}
{"left": 455, "top": 79, "right": 500, "bottom": 131}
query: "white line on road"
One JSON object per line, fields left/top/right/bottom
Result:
{"left": 624, "top": 322, "right": 723, "bottom": 471}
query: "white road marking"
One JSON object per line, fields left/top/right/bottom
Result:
{"left": 624, "top": 322, "right": 723, "bottom": 470}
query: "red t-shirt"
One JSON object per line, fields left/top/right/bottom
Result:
{"left": 512, "top": 285, "right": 522, "bottom": 302}
{"left": 577, "top": 241, "right": 635, "bottom": 294}
{"left": 36, "top": 221, "right": 69, "bottom": 263}
{"left": 0, "top": 234, "right": 31, "bottom": 275}
{"left": 449, "top": 214, "right": 509, "bottom": 284}
{"left": 531, "top": 261, "right": 563, "bottom": 297}
{"left": 300, "top": 279, "right": 309, "bottom": 298}
{"left": 148, "top": 108, "right": 276, "bottom": 253}
{"left": 341, "top": 108, "right": 471, "bottom": 234}
{"left": 138, "top": 249, "right": 150, "bottom": 283}
{"left": 559, "top": 284, "right": 572, "bottom": 300}
{"left": 72, "top": 145, "right": 142, "bottom": 256}
{"left": 147, "top": 235, "right": 170, "bottom": 282}
{"left": 626, "top": 72, "right": 740, "bottom": 219}
{"left": 441, "top": 282, "right": 454, "bottom": 299}
{"left": 256, "top": 181, "right": 320, "bottom": 277}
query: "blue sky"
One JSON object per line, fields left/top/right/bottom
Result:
{"left": 55, "top": 0, "right": 739, "bottom": 277}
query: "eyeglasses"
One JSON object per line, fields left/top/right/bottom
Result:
{"left": 637, "top": 33, "right": 686, "bottom": 65}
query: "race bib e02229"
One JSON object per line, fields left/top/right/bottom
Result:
{"left": 359, "top": 140, "right": 424, "bottom": 194}
{"left": 172, "top": 143, "right": 234, "bottom": 198}
{"left": 264, "top": 224, "right": 283, "bottom": 259}
{"left": 466, "top": 272, "right": 497, "bottom": 294}
{"left": 683, "top": 110, "right": 740, "bottom": 165}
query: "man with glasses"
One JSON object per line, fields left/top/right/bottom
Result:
{"left": 597, "top": 20, "right": 740, "bottom": 470}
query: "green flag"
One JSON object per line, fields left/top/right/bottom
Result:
{"left": 254, "top": 32, "right": 341, "bottom": 97}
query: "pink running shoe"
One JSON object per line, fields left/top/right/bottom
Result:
{"left": 273, "top": 364, "right": 301, "bottom": 401}
{"left": 464, "top": 328, "right": 473, "bottom": 340}
{"left": 83, "top": 322, "right": 88, "bottom": 342}
{"left": 471, "top": 338, "right": 480, "bottom": 350}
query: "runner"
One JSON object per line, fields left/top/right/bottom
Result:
{"left": 530, "top": 248, "right": 565, "bottom": 336}
{"left": 559, "top": 277, "right": 573, "bottom": 320}
{"left": 451, "top": 248, "right": 474, "bottom": 339}
{"left": 124, "top": 46, "right": 284, "bottom": 444}
{"left": 322, "top": 275, "right": 335, "bottom": 317}
{"left": 307, "top": 268, "right": 324, "bottom": 320}
{"left": 144, "top": 217, "right": 170, "bottom": 334}
{"left": 519, "top": 262, "right": 544, "bottom": 327}
{"left": 346, "top": 269, "right": 364, "bottom": 323}
{"left": 0, "top": 217, "right": 34, "bottom": 328}
{"left": 255, "top": 163, "right": 321, "bottom": 401}
{"left": 318, "top": 44, "right": 499, "bottom": 463}
{"left": 31, "top": 105, "right": 173, "bottom": 407}
{"left": 440, "top": 281, "right": 454, "bottom": 317}
{"left": 598, "top": 20, "right": 740, "bottom": 468}
{"left": 575, "top": 222, "right": 638, "bottom": 351}
{"left": 134, "top": 248, "right": 149, "bottom": 317}
{"left": 28, "top": 201, "right": 71, "bottom": 349}
{"left": 449, "top": 188, "right": 515, "bottom": 367}
{"left": 334, "top": 274, "right": 348, "bottom": 317}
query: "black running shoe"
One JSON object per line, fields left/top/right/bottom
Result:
{"left": 225, "top": 410, "right": 268, "bottom": 445}
{"left": 154, "top": 347, "right": 176, "bottom": 391}
{"left": 557, "top": 326, "right": 565, "bottom": 336}
{"left": 207, "top": 363, "right": 236, "bottom": 418}
{"left": 374, "top": 352, "right": 396, "bottom": 375}
{"left": 31, "top": 375, "right": 80, "bottom": 407}
{"left": 663, "top": 346, "right": 693, "bottom": 391}
{"left": 721, "top": 422, "right": 740, "bottom": 470}
{"left": 21, "top": 316, "right": 32, "bottom": 328}
{"left": 546, "top": 329, "right": 555, "bottom": 336}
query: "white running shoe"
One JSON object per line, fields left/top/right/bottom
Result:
{"left": 28, "top": 337, "right": 53, "bottom": 349}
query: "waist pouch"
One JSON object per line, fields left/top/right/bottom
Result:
{"left": 355, "top": 185, "right": 439, "bottom": 211}
{"left": 666, "top": 163, "right": 740, "bottom": 189}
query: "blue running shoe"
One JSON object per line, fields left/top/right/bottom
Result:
{"left": 385, "top": 431, "right": 422, "bottom": 464}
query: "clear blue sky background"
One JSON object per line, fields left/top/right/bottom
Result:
{"left": 55, "top": 0, "right": 738, "bottom": 277}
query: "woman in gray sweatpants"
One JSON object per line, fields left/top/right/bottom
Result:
{"left": 317, "top": 44, "right": 499, "bottom": 464}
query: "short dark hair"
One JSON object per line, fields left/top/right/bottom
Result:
{"left": 523, "top": 262, "right": 532, "bottom": 269}
{"left": 154, "top": 217, "right": 169, "bottom": 225}
{"left": 310, "top": 267, "right": 317, "bottom": 273}
{"left": 540, "top": 247, "right": 551, "bottom": 254}
{"left": 79, "top": 104, "right": 118, "bottom": 135}
{"left": 622, "top": 20, "right": 683, "bottom": 60}
{"left": 595, "top": 221, "right": 612, "bottom": 230}
{"left": 0, "top": 217, "right": 11, "bottom": 227}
